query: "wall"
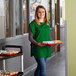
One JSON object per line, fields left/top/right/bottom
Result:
{"left": 65, "top": 0, "right": 76, "bottom": 76}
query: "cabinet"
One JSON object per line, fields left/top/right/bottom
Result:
{"left": 0, "top": 45, "right": 24, "bottom": 76}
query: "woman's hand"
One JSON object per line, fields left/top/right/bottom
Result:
{"left": 37, "top": 43, "right": 45, "bottom": 47}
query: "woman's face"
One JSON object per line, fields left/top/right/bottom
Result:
{"left": 37, "top": 8, "right": 45, "bottom": 19}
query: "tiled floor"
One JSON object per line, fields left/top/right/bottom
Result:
{"left": 24, "top": 49, "right": 65, "bottom": 76}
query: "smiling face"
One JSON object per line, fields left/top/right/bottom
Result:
{"left": 37, "top": 8, "right": 45, "bottom": 19}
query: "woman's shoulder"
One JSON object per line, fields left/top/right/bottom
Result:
{"left": 29, "top": 20, "right": 36, "bottom": 29}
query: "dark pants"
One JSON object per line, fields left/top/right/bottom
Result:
{"left": 34, "top": 57, "right": 48, "bottom": 76}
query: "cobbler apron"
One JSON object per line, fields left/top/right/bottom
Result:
{"left": 29, "top": 20, "right": 51, "bottom": 58}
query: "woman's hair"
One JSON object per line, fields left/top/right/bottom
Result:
{"left": 35, "top": 5, "right": 49, "bottom": 25}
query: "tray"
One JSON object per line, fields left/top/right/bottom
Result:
{"left": 0, "top": 53, "right": 19, "bottom": 56}
{"left": 0, "top": 70, "right": 18, "bottom": 76}
{"left": 42, "top": 40, "right": 63, "bottom": 45}
{"left": 10, "top": 73, "right": 18, "bottom": 76}
{"left": 0, "top": 72, "right": 23, "bottom": 76}
{"left": 0, "top": 73, "right": 18, "bottom": 76}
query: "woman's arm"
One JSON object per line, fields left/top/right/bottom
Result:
{"left": 28, "top": 26, "right": 38, "bottom": 45}
{"left": 28, "top": 26, "right": 45, "bottom": 46}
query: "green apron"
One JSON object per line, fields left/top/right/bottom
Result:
{"left": 29, "top": 20, "right": 51, "bottom": 58}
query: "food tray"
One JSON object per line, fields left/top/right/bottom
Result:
{"left": 0, "top": 53, "right": 19, "bottom": 56}
{"left": 42, "top": 40, "right": 63, "bottom": 45}
{"left": 10, "top": 73, "right": 18, "bottom": 76}
{"left": 0, "top": 70, "right": 18, "bottom": 76}
{"left": 0, "top": 73, "right": 18, "bottom": 76}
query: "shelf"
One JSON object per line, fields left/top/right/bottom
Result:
{"left": 0, "top": 52, "right": 23, "bottom": 61}
{"left": 0, "top": 45, "right": 24, "bottom": 75}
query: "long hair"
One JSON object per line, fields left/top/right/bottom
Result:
{"left": 35, "top": 5, "right": 49, "bottom": 25}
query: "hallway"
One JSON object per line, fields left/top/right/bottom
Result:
{"left": 24, "top": 47, "right": 65, "bottom": 76}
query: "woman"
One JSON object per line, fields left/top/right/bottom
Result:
{"left": 28, "top": 5, "right": 51, "bottom": 76}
